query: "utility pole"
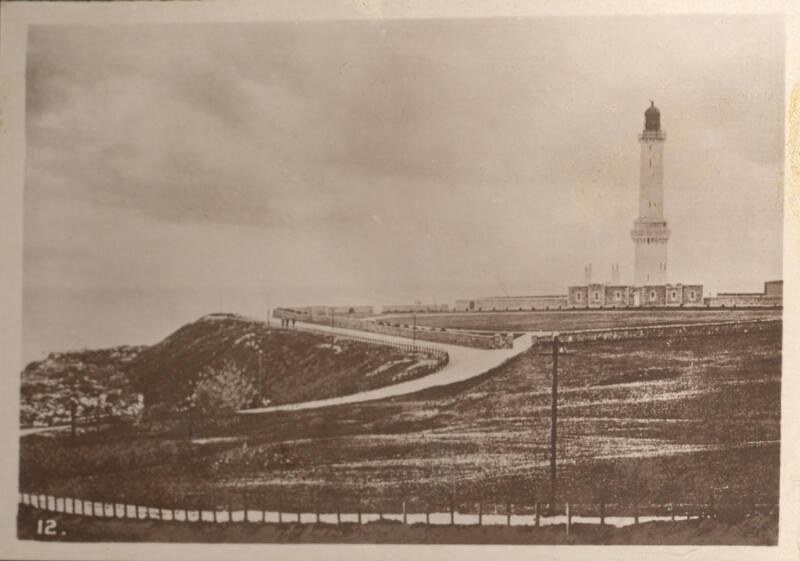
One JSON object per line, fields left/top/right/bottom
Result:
{"left": 257, "top": 350, "right": 263, "bottom": 397}
{"left": 412, "top": 307, "right": 417, "bottom": 349}
{"left": 549, "top": 334, "right": 559, "bottom": 514}
{"left": 70, "top": 398, "right": 77, "bottom": 445}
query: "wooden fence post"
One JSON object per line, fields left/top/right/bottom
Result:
{"left": 507, "top": 501, "right": 512, "bottom": 526}
{"left": 336, "top": 503, "right": 341, "bottom": 525}
{"left": 634, "top": 502, "right": 639, "bottom": 525}
{"left": 600, "top": 498, "right": 605, "bottom": 527}
{"left": 450, "top": 496, "right": 455, "bottom": 526}
{"left": 671, "top": 500, "right": 675, "bottom": 522}
{"left": 565, "top": 502, "right": 571, "bottom": 537}
{"left": 478, "top": 500, "right": 483, "bottom": 526}
{"left": 403, "top": 500, "right": 407, "bottom": 525}
{"left": 535, "top": 502, "right": 540, "bottom": 528}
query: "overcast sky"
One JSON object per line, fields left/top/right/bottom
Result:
{"left": 23, "top": 15, "right": 784, "bottom": 360}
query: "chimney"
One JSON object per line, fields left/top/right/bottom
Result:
{"left": 584, "top": 263, "right": 593, "bottom": 284}
{"left": 611, "top": 264, "right": 620, "bottom": 284}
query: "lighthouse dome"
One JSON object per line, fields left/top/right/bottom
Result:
{"left": 644, "top": 100, "right": 661, "bottom": 131}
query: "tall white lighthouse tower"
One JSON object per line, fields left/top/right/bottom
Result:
{"left": 631, "top": 101, "right": 670, "bottom": 285}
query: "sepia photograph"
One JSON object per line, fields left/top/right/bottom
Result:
{"left": 0, "top": 1, "right": 797, "bottom": 558}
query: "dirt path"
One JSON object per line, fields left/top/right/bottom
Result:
{"left": 240, "top": 321, "right": 532, "bottom": 414}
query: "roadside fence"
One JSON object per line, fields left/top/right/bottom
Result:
{"left": 18, "top": 492, "right": 776, "bottom": 533}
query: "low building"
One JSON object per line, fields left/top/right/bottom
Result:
{"left": 568, "top": 283, "right": 704, "bottom": 308}
{"left": 704, "top": 280, "right": 782, "bottom": 308}
{"left": 454, "top": 294, "right": 569, "bottom": 312}
{"left": 381, "top": 303, "right": 450, "bottom": 314}
{"left": 281, "top": 305, "right": 375, "bottom": 318}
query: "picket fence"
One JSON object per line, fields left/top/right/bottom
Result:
{"left": 18, "top": 492, "right": 772, "bottom": 532}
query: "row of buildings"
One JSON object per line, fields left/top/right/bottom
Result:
{"left": 453, "top": 280, "right": 782, "bottom": 312}
{"left": 284, "top": 278, "right": 782, "bottom": 320}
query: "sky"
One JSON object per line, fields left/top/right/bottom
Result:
{"left": 23, "top": 15, "right": 784, "bottom": 360}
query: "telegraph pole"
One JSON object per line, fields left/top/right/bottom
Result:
{"left": 549, "top": 334, "right": 559, "bottom": 513}
{"left": 257, "top": 350, "right": 263, "bottom": 395}
{"left": 412, "top": 307, "right": 417, "bottom": 349}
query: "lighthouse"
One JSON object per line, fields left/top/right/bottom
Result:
{"left": 631, "top": 101, "right": 670, "bottom": 285}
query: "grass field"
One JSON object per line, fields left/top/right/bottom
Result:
{"left": 382, "top": 309, "right": 781, "bottom": 333}
{"left": 20, "top": 323, "right": 781, "bottom": 538}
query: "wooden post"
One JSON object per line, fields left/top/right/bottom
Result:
{"left": 549, "top": 335, "right": 560, "bottom": 514}
{"left": 403, "top": 500, "right": 407, "bottom": 525}
{"left": 70, "top": 400, "right": 77, "bottom": 444}
{"left": 426, "top": 510, "right": 430, "bottom": 525}
{"left": 507, "top": 501, "right": 512, "bottom": 526}
{"left": 478, "top": 500, "right": 483, "bottom": 526}
{"left": 336, "top": 504, "right": 341, "bottom": 525}
{"left": 297, "top": 511, "right": 301, "bottom": 523}
{"left": 535, "top": 502, "right": 541, "bottom": 528}
{"left": 228, "top": 498, "right": 233, "bottom": 523}
{"left": 243, "top": 492, "right": 248, "bottom": 523}
{"left": 634, "top": 502, "right": 639, "bottom": 525}
{"left": 709, "top": 492, "right": 716, "bottom": 519}
{"left": 358, "top": 509, "right": 362, "bottom": 525}
{"left": 565, "top": 502, "right": 571, "bottom": 537}
{"left": 316, "top": 503, "right": 320, "bottom": 524}
{"left": 600, "top": 498, "right": 606, "bottom": 527}
{"left": 450, "top": 495, "right": 455, "bottom": 526}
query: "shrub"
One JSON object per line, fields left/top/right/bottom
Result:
{"left": 190, "top": 360, "right": 256, "bottom": 418}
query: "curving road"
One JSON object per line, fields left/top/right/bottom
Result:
{"left": 239, "top": 321, "right": 533, "bottom": 414}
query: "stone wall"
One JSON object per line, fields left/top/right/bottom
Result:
{"left": 530, "top": 318, "right": 781, "bottom": 347}
{"left": 464, "top": 295, "right": 568, "bottom": 312}
{"left": 704, "top": 294, "right": 782, "bottom": 308}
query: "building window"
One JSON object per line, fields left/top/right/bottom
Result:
{"left": 593, "top": 292, "right": 600, "bottom": 301}
{"left": 615, "top": 291, "right": 621, "bottom": 299}
{"left": 690, "top": 290, "right": 696, "bottom": 300}
{"left": 671, "top": 291, "right": 677, "bottom": 299}
{"left": 576, "top": 292, "right": 582, "bottom": 301}
{"left": 650, "top": 291, "right": 656, "bottom": 300}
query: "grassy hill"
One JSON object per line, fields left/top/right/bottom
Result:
{"left": 18, "top": 323, "right": 781, "bottom": 546}
{"left": 129, "top": 314, "right": 438, "bottom": 411}
{"left": 21, "top": 314, "right": 436, "bottom": 426}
